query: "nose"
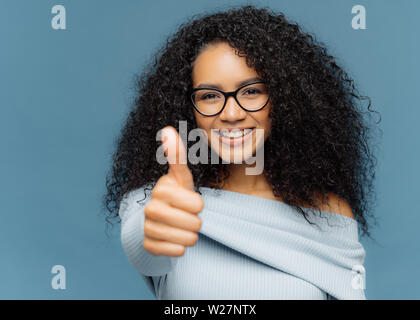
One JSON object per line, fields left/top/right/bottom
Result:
{"left": 219, "top": 96, "right": 247, "bottom": 121}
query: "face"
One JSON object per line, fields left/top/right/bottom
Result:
{"left": 191, "top": 41, "right": 271, "bottom": 164}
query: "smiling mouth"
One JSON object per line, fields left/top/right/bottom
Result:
{"left": 214, "top": 128, "right": 255, "bottom": 138}
{"left": 213, "top": 127, "right": 256, "bottom": 146}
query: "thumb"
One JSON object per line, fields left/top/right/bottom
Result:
{"left": 161, "top": 126, "right": 194, "bottom": 190}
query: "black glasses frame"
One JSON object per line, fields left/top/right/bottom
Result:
{"left": 190, "top": 81, "right": 271, "bottom": 116}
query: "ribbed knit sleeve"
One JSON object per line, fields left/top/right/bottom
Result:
{"left": 119, "top": 186, "right": 177, "bottom": 297}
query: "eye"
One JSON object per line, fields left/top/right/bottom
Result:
{"left": 243, "top": 88, "right": 260, "bottom": 95}
{"left": 201, "top": 93, "right": 218, "bottom": 100}
{"left": 196, "top": 91, "right": 223, "bottom": 101}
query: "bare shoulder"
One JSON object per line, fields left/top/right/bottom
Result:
{"left": 317, "top": 192, "right": 355, "bottom": 220}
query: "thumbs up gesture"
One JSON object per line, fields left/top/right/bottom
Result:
{"left": 143, "top": 126, "right": 204, "bottom": 257}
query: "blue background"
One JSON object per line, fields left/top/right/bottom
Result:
{"left": 1, "top": 0, "right": 418, "bottom": 299}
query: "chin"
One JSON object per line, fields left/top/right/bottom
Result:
{"left": 217, "top": 149, "right": 256, "bottom": 164}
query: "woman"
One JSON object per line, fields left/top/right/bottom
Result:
{"left": 103, "top": 5, "right": 379, "bottom": 299}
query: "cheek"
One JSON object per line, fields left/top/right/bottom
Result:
{"left": 194, "top": 113, "right": 213, "bottom": 140}
{"left": 193, "top": 111, "right": 202, "bottom": 127}
{"left": 194, "top": 113, "right": 207, "bottom": 130}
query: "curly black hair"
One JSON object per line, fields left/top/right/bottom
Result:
{"left": 102, "top": 5, "right": 381, "bottom": 238}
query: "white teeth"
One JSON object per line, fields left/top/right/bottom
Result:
{"left": 243, "top": 128, "right": 253, "bottom": 135}
{"left": 217, "top": 128, "right": 254, "bottom": 138}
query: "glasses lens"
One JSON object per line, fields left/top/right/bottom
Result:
{"left": 192, "top": 90, "right": 224, "bottom": 115}
{"left": 237, "top": 83, "right": 269, "bottom": 110}
{"left": 192, "top": 82, "right": 270, "bottom": 115}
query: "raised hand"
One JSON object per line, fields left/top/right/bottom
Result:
{"left": 143, "top": 126, "right": 204, "bottom": 257}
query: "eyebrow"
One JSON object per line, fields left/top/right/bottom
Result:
{"left": 195, "top": 77, "right": 263, "bottom": 90}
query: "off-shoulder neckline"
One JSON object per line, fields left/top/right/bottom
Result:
{"left": 198, "top": 186, "right": 357, "bottom": 224}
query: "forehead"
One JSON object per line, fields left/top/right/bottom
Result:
{"left": 191, "top": 42, "right": 259, "bottom": 87}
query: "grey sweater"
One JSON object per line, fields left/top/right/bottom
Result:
{"left": 119, "top": 186, "right": 366, "bottom": 299}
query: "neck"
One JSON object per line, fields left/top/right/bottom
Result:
{"left": 221, "top": 163, "right": 271, "bottom": 194}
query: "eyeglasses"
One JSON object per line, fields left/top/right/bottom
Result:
{"left": 191, "top": 81, "right": 270, "bottom": 116}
